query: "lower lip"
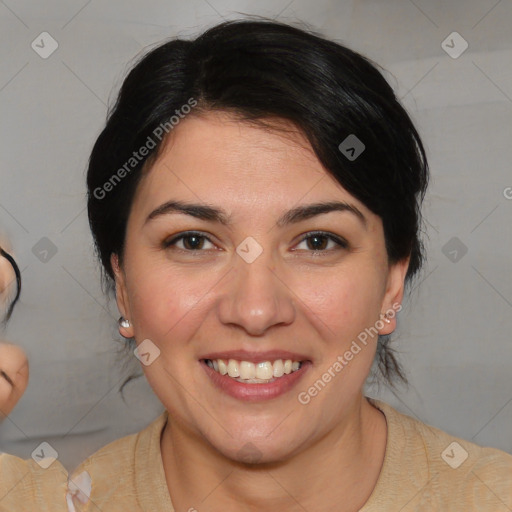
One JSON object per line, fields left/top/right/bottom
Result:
{"left": 201, "top": 361, "right": 310, "bottom": 402}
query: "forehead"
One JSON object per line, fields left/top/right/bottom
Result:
{"left": 131, "top": 111, "right": 373, "bottom": 223}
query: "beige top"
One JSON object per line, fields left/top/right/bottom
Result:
{"left": 1, "top": 399, "right": 511, "bottom": 511}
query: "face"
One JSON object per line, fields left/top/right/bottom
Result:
{"left": 112, "top": 111, "right": 408, "bottom": 462}
{"left": 0, "top": 244, "right": 16, "bottom": 317}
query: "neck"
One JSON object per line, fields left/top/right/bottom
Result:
{"left": 161, "top": 395, "right": 387, "bottom": 512}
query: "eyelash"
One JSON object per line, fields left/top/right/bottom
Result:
{"left": 163, "top": 231, "right": 349, "bottom": 254}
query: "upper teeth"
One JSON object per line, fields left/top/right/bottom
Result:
{"left": 206, "top": 358, "right": 301, "bottom": 380}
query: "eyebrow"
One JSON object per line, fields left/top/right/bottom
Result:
{"left": 145, "top": 200, "right": 367, "bottom": 229}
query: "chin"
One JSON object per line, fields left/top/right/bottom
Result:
{"left": 224, "top": 439, "right": 299, "bottom": 466}
{"left": 202, "top": 422, "right": 308, "bottom": 466}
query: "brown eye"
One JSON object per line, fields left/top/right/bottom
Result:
{"left": 294, "top": 232, "right": 348, "bottom": 252}
{"left": 306, "top": 234, "right": 329, "bottom": 251}
{"left": 163, "top": 232, "right": 215, "bottom": 252}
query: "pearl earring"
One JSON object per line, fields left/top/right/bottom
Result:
{"left": 380, "top": 313, "right": 391, "bottom": 324}
{"left": 118, "top": 317, "right": 131, "bottom": 329}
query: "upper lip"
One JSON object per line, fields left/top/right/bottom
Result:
{"left": 200, "top": 350, "right": 311, "bottom": 364}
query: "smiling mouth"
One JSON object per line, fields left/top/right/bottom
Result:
{"left": 202, "top": 358, "right": 303, "bottom": 384}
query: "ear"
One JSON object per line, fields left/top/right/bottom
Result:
{"left": 111, "top": 253, "right": 134, "bottom": 338}
{"left": 378, "top": 257, "right": 409, "bottom": 335}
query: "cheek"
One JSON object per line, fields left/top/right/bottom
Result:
{"left": 293, "top": 266, "right": 384, "bottom": 341}
{"left": 127, "top": 263, "right": 215, "bottom": 342}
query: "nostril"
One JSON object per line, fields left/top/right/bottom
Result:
{"left": 0, "top": 369, "right": 14, "bottom": 387}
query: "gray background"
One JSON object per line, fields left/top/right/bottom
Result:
{"left": 0, "top": 0, "right": 511, "bottom": 471}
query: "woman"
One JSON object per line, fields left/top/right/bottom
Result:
{"left": 1, "top": 19, "right": 511, "bottom": 512}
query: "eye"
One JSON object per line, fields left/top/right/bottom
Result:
{"left": 163, "top": 231, "right": 216, "bottom": 252}
{"left": 293, "top": 231, "right": 348, "bottom": 252}
{"left": 162, "top": 231, "right": 348, "bottom": 254}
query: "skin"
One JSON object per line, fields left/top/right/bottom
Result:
{"left": 0, "top": 245, "right": 29, "bottom": 419}
{"left": 113, "top": 111, "right": 409, "bottom": 512}
{"left": 0, "top": 343, "right": 29, "bottom": 419}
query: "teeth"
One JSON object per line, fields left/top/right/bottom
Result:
{"left": 218, "top": 359, "right": 228, "bottom": 375}
{"left": 240, "top": 361, "right": 256, "bottom": 380}
{"left": 273, "top": 359, "right": 284, "bottom": 377}
{"left": 227, "top": 359, "right": 240, "bottom": 378}
{"left": 256, "top": 361, "right": 273, "bottom": 380}
{"left": 206, "top": 358, "right": 302, "bottom": 381}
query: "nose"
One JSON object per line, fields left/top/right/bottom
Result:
{"left": 217, "top": 250, "right": 296, "bottom": 336}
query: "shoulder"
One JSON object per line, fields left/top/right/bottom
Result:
{"left": 369, "top": 398, "right": 512, "bottom": 511}
{"left": 0, "top": 411, "right": 170, "bottom": 511}
{"left": 67, "top": 410, "right": 169, "bottom": 511}
{"left": 0, "top": 451, "right": 70, "bottom": 511}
